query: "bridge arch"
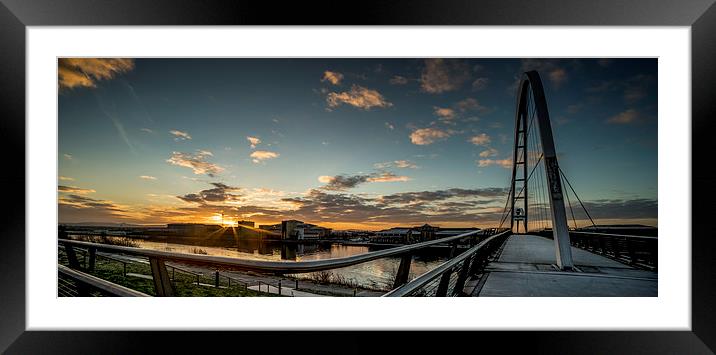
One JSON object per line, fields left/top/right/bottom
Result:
{"left": 509, "top": 70, "right": 574, "bottom": 270}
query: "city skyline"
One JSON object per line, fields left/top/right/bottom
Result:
{"left": 58, "top": 58, "right": 657, "bottom": 230}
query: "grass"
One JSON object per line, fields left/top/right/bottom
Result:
{"left": 306, "top": 270, "right": 365, "bottom": 289}
{"left": 58, "top": 249, "right": 279, "bottom": 297}
{"left": 310, "top": 270, "right": 333, "bottom": 284}
{"left": 72, "top": 235, "right": 140, "bottom": 248}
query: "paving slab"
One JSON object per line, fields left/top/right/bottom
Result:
{"left": 475, "top": 234, "right": 657, "bottom": 297}
{"left": 247, "top": 284, "right": 327, "bottom": 297}
{"left": 497, "top": 234, "right": 628, "bottom": 268}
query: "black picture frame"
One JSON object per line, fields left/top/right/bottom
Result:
{"left": 1, "top": 0, "right": 714, "bottom": 353}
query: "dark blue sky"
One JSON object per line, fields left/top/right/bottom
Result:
{"left": 58, "top": 58, "right": 657, "bottom": 229}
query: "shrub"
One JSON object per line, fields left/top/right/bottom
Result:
{"left": 191, "top": 247, "right": 208, "bottom": 255}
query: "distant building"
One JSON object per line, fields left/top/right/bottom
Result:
{"left": 330, "top": 230, "right": 371, "bottom": 239}
{"left": 259, "top": 223, "right": 282, "bottom": 233}
{"left": 280, "top": 220, "right": 331, "bottom": 240}
{"left": 295, "top": 224, "right": 332, "bottom": 240}
{"left": 236, "top": 220, "right": 255, "bottom": 228}
{"left": 166, "top": 223, "right": 223, "bottom": 236}
{"left": 371, "top": 224, "right": 481, "bottom": 244}
{"left": 373, "top": 227, "right": 412, "bottom": 243}
{"left": 414, "top": 224, "right": 440, "bottom": 241}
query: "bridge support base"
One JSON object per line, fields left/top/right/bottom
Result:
{"left": 149, "top": 257, "right": 174, "bottom": 297}
{"left": 393, "top": 254, "right": 412, "bottom": 288}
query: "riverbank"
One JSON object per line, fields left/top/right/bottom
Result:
{"left": 63, "top": 235, "right": 450, "bottom": 295}
{"left": 169, "top": 260, "right": 388, "bottom": 297}
{"left": 100, "top": 252, "right": 387, "bottom": 297}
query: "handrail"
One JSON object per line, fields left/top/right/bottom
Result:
{"left": 569, "top": 231, "right": 657, "bottom": 240}
{"left": 383, "top": 230, "right": 510, "bottom": 297}
{"left": 58, "top": 264, "right": 150, "bottom": 297}
{"left": 58, "top": 229, "right": 485, "bottom": 274}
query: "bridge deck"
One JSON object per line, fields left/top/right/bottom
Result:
{"left": 472, "top": 234, "right": 657, "bottom": 297}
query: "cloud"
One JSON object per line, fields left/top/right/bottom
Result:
{"left": 624, "top": 87, "right": 646, "bottom": 103}
{"left": 367, "top": 172, "right": 411, "bottom": 183}
{"left": 139, "top": 175, "right": 157, "bottom": 180}
{"left": 395, "top": 160, "right": 418, "bottom": 169}
{"left": 250, "top": 150, "right": 280, "bottom": 163}
{"left": 623, "top": 75, "right": 653, "bottom": 103}
{"left": 385, "top": 122, "right": 395, "bottom": 130}
{"left": 59, "top": 194, "right": 135, "bottom": 223}
{"left": 531, "top": 198, "right": 657, "bottom": 223}
{"left": 166, "top": 150, "right": 224, "bottom": 177}
{"left": 410, "top": 128, "right": 451, "bottom": 145}
{"left": 389, "top": 75, "right": 409, "bottom": 85}
{"left": 585, "top": 75, "right": 653, "bottom": 104}
{"left": 58, "top": 185, "right": 96, "bottom": 194}
{"left": 374, "top": 160, "right": 418, "bottom": 169}
{"left": 59, "top": 184, "right": 511, "bottom": 225}
{"left": 479, "top": 148, "right": 498, "bottom": 158}
{"left": 247, "top": 136, "right": 261, "bottom": 149}
{"left": 140, "top": 128, "right": 153, "bottom": 133}
{"left": 606, "top": 109, "right": 640, "bottom": 124}
{"left": 280, "top": 188, "right": 505, "bottom": 225}
{"left": 455, "top": 98, "right": 487, "bottom": 113}
{"left": 379, "top": 187, "right": 507, "bottom": 205}
{"left": 470, "top": 133, "right": 491, "bottom": 146}
{"left": 58, "top": 58, "right": 134, "bottom": 90}
{"left": 63, "top": 154, "right": 73, "bottom": 160}
{"left": 59, "top": 176, "right": 75, "bottom": 181}
{"left": 548, "top": 68, "right": 568, "bottom": 87}
{"left": 319, "top": 172, "right": 411, "bottom": 191}
{"left": 319, "top": 174, "right": 371, "bottom": 191}
{"left": 170, "top": 130, "right": 192, "bottom": 141}
{"left": 321, "top": 71, "right": 344, "bottom": 85}
{"left": 326, "top": 85, "right": 392, "bottom": 110}
{"left": 433, "top": 107, "right": 456, "bottom": 123}
{"left": 318, "top": 175, "right": 335, "bottom": 183}
{"left": 177, "top": 182, "right": 242, "bottom": 204}
{"left": 519, "top": 59, "right": 568, "bottom": 88}
{"left": 472, "top": 77, "right": 489, "bottom": 90}
{"left": 477, "top": 158, "right": 512, "bottom": 169}
{"left": 420, "top": 59, "right": 471, "bottom": 94}
{"left": 580, "top": 198, "right": 657, "bottom": 220}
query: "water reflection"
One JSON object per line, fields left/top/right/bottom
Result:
{"left": 105, "top": 238, "right": 449, "bottom": 290}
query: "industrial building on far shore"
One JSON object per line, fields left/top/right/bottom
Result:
{"left": 60, "top": 220, "right": 482, "bottom": 244}
{"left": 371, "top": 224, "right": 480, "bottom": 244}
{"left": 259, "top": 220, "right": 332, "bottom": 240}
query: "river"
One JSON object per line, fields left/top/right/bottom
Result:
{"left": 129, "top": 238, "right": 450, "bottom": 291}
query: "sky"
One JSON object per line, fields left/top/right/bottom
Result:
{"left": 57, "top": 58, "right": 658, "bottom": 230}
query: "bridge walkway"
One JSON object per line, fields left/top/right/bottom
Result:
{"left": 470, "top": 234, "right": 657, "bottom": 297}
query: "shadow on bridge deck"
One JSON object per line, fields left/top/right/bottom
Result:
{"left": 470, "top": 234, "right": 657, "bottom": 297}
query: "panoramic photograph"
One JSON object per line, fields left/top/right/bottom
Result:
{"left": 57, "top": 58, "right": 657, "bottom": 297}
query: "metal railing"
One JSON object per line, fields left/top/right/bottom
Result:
{"left": 533, "top": 230, "right": 658, "bottom": 270}
{"left": 58, "top": 229, "right": 492, "bottom": 296}
{"left": 384, "top": 230, "right": 511, "bottom": 297}
{"left": 568, "top": 231, "right": 658, "bottom": 270}
{"left": 58, "top": 246, "right": 260, "bottom": 294}
{"left": 58, "top": 264, "right": 149, "bottom": 297}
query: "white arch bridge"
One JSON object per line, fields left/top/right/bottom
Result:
{"left": 57, "top": 71, "right": 657, "bottom": 297}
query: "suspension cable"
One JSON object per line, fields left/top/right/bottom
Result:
{"left": 558, "top": 166, "right": 596, "bottom": 228}
{"left": 514, "top": 154, "right": 542, "bottom": 200}
{"left": 497, "top": 183, "right": 513, "bottom": 231}
{"left": 563, "top": 173, "right": 578, "bottom": 229}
